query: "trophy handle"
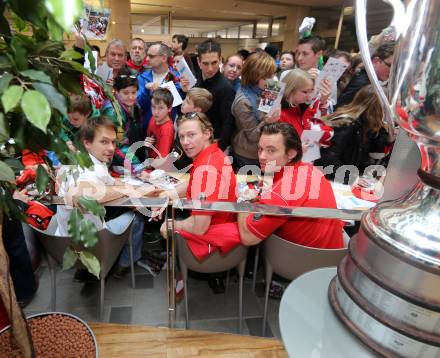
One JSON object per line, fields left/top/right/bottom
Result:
{"left": 355, "top": 0, "right": 405, "bottom": 130}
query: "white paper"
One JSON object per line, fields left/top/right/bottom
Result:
{"left": 174, "top": 57, "right": 197, "bottom": 89}
{"left": 121, "top": 177, "right": 144, "bottom": 186}
{"left": 301, "top": 129, "right": 324, "bottom": 162}
{"left": 313, "top": 57, "right": 349, "bottom": 97}
{"left": 258, "top": 80, "right": 285, "bottom": 114}
{"left": 96, "top": 62, "right": 113, "bottom": 82}
{"left": 160, "top": 81, "right": 183, "bottom": 107}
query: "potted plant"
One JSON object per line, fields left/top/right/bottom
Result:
{"left": 0, "top": 0, "right": 120, "bottom": 356}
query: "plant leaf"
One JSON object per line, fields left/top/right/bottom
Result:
{"left": 46, "top": 15, "right": 64, "bottom": 42}
{"left": 3, "top": 158, "right": 23, "bottom": 176}
{"left": 32, "top": 82, "right": 67, "bottom": 117}
{"left": 79, "top": 251, "right": 100, "bottom": 278}
{"left": 36, "top": 164, "right": 50, "bottom": 193}
{"left": 10, "top": 36, "right": 28, "bottom": 70}
{"left": 20, "top": 69, "right": 52, "bottom": 84}
{"left": 60, "top": 49, "right": 83, "bottom": 60}
{"left": 0, "top": 73, "right": 13, "bottom": 94}
{"left": 62, "top": 247, "right": 77, "bottom": 270}
{"left": 21, "top": 90, "right": 51, "bottom": 132}
{"left": 11, "top": 11, "right": 28, "bottom": 32}
{"left": 2, "top": 85, "right": 23, "bottom": 112}
{"left": 68, "top": 208, "right": 83, "bottom": 243}
{"left": 0, "top": 160, "right": 15, "bottom": 181}
{"left": 79, "top": 219, "right": 98, "bottom": 248}
{"left": 45, "top": 0, "right": 83, "bottom": 32}
{"left": 0, "top": 112, "right": 8, "bottom": 143}
{"left": 84, "top": 42, "right": 96, "bottom": 74}
{"left": 79, "top": 197, "right": 106, "bottom": 221}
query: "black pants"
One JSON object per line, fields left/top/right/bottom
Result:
{"left": 3, "top": 217, "right": 37, "bottom": 301}
{"left": 232, "top": 152, "right": 260, "bottom": 172}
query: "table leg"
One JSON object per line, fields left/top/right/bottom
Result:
{"left": 166, "top": 205, "right": 176, "bottom": 328}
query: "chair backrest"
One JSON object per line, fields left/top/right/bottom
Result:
{"left": 264, "top": 235, "right": 347, "bottom": 280}
{"left": 31, "top": 215, "right": 134, "bottom": 278}
{"left": 176, "top": 234, "right": 248, "bottom": 274}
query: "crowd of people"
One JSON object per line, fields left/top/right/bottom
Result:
{"left": 8, "top": 30, "right": 397, "bottom": 301}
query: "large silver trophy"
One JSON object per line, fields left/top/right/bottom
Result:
{"left": 328, "top": 0, "right": 440, "bottom": 357}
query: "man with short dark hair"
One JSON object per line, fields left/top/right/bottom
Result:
{"left": 172, "top": 34, "right": 195, "bottom": 75}
{"left": 137, "top": 42, "right": 181, "bottom": 130}
{"left": 238, "top": 122, "right": 344, "bottom": 248}
{"left": 296, "top": 35, "right": 326, "bottom": 71}
{"left": 127, "top": 38, "right": 148, "bottom": 74}
{"left": 171, "top": 34, "right": 189, "bottom": 56}
{"left": 337, "top": 41, "right": 395, "bottom": 108}
{"left": 181, "top": 39, "right": 235, "bottom": 150}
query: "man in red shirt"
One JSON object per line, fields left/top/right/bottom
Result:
{"left": 160, "top": 112, "right": 237, "bottom": 292}
{"left": 160, "top": 112, "right": 236, "bottom": 235}
{"left": 238, "top": 122, "right": 344, "bottom": 248}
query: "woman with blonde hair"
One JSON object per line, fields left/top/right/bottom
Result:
{"left": 280, "top": 68, "right": 333, "bottom": 148}
{"left": 231, "top": 51, "right": 278, "bottom": 169}
{"left": 316, "top": 84, "right": 391, "bottom": 183}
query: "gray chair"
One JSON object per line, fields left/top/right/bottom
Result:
{"left": 31, "top": 212, "right": 136, "bottom": 320}
{"left": 261, "top": 234, "right": 347, "bottom": 336}
{"left": 176, "top": 234, "right": 249, "bottom": 333}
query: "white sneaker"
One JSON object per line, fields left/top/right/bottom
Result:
{"left": 137, "top": 259, "right": 160, "bottom": 277}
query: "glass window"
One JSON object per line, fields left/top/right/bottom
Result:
{"left": 227, "top": 26, "right": 239, "bottom": 38}
{"left": 272, "top": 18, "right": 285, "bottom": 37}
{"left": 256, "top": 19, "right": 269, "bottom": 38}
{"left": 217, "top": 29, "right": 227, "bottom": 38}
{"left": 239, "top": 24, "right": 253, "bottom": 38}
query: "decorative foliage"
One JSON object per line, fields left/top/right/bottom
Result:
{"left": 0, "top": 1, "right": 120, "bottom": 354}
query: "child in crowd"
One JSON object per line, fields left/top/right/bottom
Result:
{"left": 145, "top": 88, "right": 174, "bottom": 161}
{"left": 181, "top": 87, "right": 213, "bottom": 114}
{"left": 101, "top": 68, "right": 146, "bottom": 170}
{"left": 60, "top": 94, "right": 93, "bottom": 152}
{"left": 280, "top": 68, "right": 333, "bottom": 149}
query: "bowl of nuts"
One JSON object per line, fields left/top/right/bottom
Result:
{"left": 0, "top": 312, "right": 98, "bottom": 357}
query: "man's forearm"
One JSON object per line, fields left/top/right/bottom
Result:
{"left": 238, "top": 212, "right": 262, "bottom": 246}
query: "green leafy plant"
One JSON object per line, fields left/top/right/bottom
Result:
{"left": 0, "top": 0, "right": 119, "bottom": 356}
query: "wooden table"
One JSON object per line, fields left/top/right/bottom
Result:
{"left": 89, "top": 323, "right": 287, "bottom": 357}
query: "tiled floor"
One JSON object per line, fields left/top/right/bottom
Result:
{"left": 24, "top": 244, "right": 283, "bottom": 339}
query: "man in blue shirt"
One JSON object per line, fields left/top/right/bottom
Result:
{"left": 137, "top": 42, "right": 181, "bottom": 131}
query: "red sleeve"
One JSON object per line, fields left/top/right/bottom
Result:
{"left": 22, "top": 149, "right": 45, "bottom": 167}
{"left": 156, "top": 121, "right": 174, "bottom": 158}
{"left": 245, "top": 165, "right": 312, "bottom": 239}
{"left": 146, "top": 117, "right": 154, "bottom": 137}
{"left": 280, "top": 108, "right": 304, "bottom": 137}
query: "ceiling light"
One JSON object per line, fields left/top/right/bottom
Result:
{"left": 343, "top": 6, "right": 354, "bottom": 15}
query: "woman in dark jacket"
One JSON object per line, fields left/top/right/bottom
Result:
{"left": 316, "top": 85, "right": 391, "bottom": 184}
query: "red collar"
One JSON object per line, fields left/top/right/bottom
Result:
{"left": 192, "top": 142, "right": 220, "bottom": 167}
{"left": 126, "top": 58, "right": 148, "bottom": 71}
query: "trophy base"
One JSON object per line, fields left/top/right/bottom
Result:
{"left": 329, "top": 179, "right": 440, "bottom": 357}
{"left": 328, "top": 276, "right": 440, "bottom": 358}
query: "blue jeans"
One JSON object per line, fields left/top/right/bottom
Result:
{"left": 106, "top": 212, "right": 145, "bottom": 268}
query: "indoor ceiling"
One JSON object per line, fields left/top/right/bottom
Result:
{"left": 130, "top": 0, "right": 345, "bottom": 36}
